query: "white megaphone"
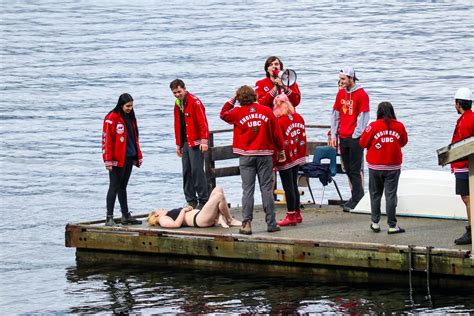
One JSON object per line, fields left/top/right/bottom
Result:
{"left": 273, "top": 69, "right": 297, "bottom": 87}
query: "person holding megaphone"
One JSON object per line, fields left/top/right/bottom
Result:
{"left": 255, "top": 56, "right": 301, "bottom": 109}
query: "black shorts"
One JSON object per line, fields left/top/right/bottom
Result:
{"left": 455, "top": 177, "right": 469, "bottom": 196}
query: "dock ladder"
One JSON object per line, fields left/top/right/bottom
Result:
{"left": 408, "top": 245, "right": 433, "bottom": 306}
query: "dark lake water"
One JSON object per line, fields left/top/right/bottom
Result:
{"left": 1, "top": 0, "right": 473, "bottom": 313}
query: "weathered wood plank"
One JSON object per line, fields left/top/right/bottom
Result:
{"left": 65, "top": 224, "right": 474, "bottom": 278}
{"left": 437, "top": 136, "right": 474, "bottom": 166}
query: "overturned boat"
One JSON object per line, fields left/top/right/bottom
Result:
{"left": 353, "top": 169, "right": 467, "bottom": 220}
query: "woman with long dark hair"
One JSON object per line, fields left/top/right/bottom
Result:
{"left": 102, "top": 93, "right": 143, "bottom": 226}
{"left": 359, "top": 101, "right": 408, "bottom": 234}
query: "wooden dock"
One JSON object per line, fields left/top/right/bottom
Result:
{"left": 65, "top": 205, "right": 474, "bottom": 288}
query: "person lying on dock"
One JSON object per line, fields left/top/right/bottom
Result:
{"left": 147, "top": 187, "right": 241, "bottom": 228}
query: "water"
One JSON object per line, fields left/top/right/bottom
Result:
{"left": 1, "top": 0, "right": 473, "bottom": 313}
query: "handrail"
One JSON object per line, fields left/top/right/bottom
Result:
{"left": 205, "top": 125, "right": 333, "bottom": 188}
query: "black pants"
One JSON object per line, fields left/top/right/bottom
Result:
{"left": 279, "top": 165, "right": 301, "bottom": 211}
{"left": 340, "top": 137, "right": 364, "bottom": 207}
{"left": 106, "top": 157, "right": 134, "bottom": 216}
{"left": 369, "top": 169, "right": 401, "bottom": 227}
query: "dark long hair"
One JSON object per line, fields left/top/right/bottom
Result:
{"left": 376, "top": 101, "right": 397, "bottom": 130}
{"left": 110, "top": 93, "right": 139, "bottom": 135}
{"left": 264, "top": 56, "right": 283, "bottom": 78}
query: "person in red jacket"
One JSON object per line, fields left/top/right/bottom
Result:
{"left": 273, "top": 94, "right": 307, "bottom": 226}
{"left": 330, "top": 66, "right": 370, "bottom": 212}
{"left": 102, "top": 93, "right": 143, "bottom": 226}
{"left": 255, "top": 56, "right": 301, "bottom": 109}
{"left": 451, "top": 87, "right": 474, "bottom": 245}
{"left": 220, "top": 85, "right": 285, "bottom": 235}
{"left": 170, "top": 79, "right": 210, "bottom": 210}
{"left": 359, "top": 101, "right": 408, "bottom": 234}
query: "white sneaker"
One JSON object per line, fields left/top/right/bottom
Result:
{"left": 370, "top": 222, "right": 381, "bottom": 233}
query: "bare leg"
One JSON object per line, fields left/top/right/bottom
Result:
{"left": 196, "top": 187, "right": 241, "bottom": 227}
{"left": 461, "top": 195, "right": 471, "bottom": 225}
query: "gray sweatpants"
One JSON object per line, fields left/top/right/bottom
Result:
{"left": 239, "top": 155, "right": 277, "bottom": 227}
{"left": 369, "top": 168, "right": 401, "bottom": 228}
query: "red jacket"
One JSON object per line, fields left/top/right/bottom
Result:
{"left": 220, "top": 100, "right": 284, "bottom": 156}
{"left": 359, "top": 118, "right": 408, "bottom": 170}
{"left": 255, "top": 77, "right": 301, "bottom": 108}
{"left": 174, "top": 92, "right": 210, "bottom": 148}
{"left": 102, "top": 111, "right": 143, "bottom": 168}
{"left": 333, "top": 87, "right": 369, "bottom": 138}
{"left": 276, "top": 113, "right": 307, "bottom": 170}
{"left": 451, "top": 109, "right": 474, "bottom": 173}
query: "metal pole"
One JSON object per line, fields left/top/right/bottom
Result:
{"left": 469, "top": 154, "right": 474, "bottom": 255}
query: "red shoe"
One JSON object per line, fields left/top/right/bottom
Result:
{"left": 295, "top": 210, "right": 303, "bottom": 223}
{"left": 277, "top": 212, "right": 298, "bottom": 226}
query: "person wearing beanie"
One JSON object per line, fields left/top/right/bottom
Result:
{"left": 451, "top": 87, "right": 474, "bottom": 245}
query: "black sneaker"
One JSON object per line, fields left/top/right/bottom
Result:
{"left": 105, "top": 216, "right": 117, "bottom": 227}
{"left": 388, "top": 226, "right": 405, "bottom": 234}
{"left": 121, "top": 212, "right": 142, "bottom": 225}
{"left": 454, "top": 226, "right": 472, "bottom": 245}
{"left": 267, "top": 225, "right": 281, "bottom": 233}
{"left": 342, "top": 204, "right": 353, "bottom": 212}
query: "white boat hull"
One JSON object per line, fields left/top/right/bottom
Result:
{"left": 352, "top": 169, "right": 467, "bottom": 220}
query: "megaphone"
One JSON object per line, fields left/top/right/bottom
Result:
{"left": 273, "top": 69, "right": 297, "bottom": 87}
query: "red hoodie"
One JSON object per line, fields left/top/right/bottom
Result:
{"left": 333, "top": 87, "right": 369, "bottom": 138}
{"left": 359, "top": 118, "right": 408, "bottom": 170}
{"left": 220, "top": 100, "right": 284, "bottom": 156}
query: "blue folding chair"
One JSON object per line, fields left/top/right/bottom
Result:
{"left": 299, "top": 146, "right": 343, "bottom": 207}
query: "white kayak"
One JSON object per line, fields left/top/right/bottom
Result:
{"left": 352, "top": 169, "right": 467, "bottom": 220}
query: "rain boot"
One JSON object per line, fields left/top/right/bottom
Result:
{"left": 277, "top": 211, "right": 298, "bottom": 226}
{"left": 295, "top": 209, "right": 303, "bottom": 223}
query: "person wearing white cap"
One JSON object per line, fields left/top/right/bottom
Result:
{"left": 329, "top": 66, "right": 370, "bottom": 212}
{"left": 451, "top": 87, "right": 474, "bottom": 245}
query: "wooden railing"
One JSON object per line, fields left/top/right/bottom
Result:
{"left": 204, "top": 124, "right": 338, "bottom": 188}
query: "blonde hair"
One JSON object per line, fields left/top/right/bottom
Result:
{"left": 273, "top": 94, "right": 295, "bottom": 117}
{"left": 147, "top": 212, "right": 159, "bottom": 226}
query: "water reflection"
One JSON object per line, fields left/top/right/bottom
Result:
{"left": 65, "top": 262, "right": 472, "bottom": 314}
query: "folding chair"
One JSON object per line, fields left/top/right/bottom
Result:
{"left": 298, "top": 146, "right": 343, "bottom": 207}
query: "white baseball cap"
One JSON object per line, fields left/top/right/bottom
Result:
{"left": 340, "top": 66, "right": 358, "bottom": 81}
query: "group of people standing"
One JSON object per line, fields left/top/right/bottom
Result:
{"left": 101, "top": 56, "right": 473, "bottom": 245}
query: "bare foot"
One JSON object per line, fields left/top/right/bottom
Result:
{"left": 227, "top": 218, "right": 242, "bottom": 227}
{"left": 218, "top": 215, "right": 230, "bottom": 228}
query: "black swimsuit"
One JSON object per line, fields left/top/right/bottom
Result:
{"left": 167, "top": 208, "right": 182, "bottom": 220}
